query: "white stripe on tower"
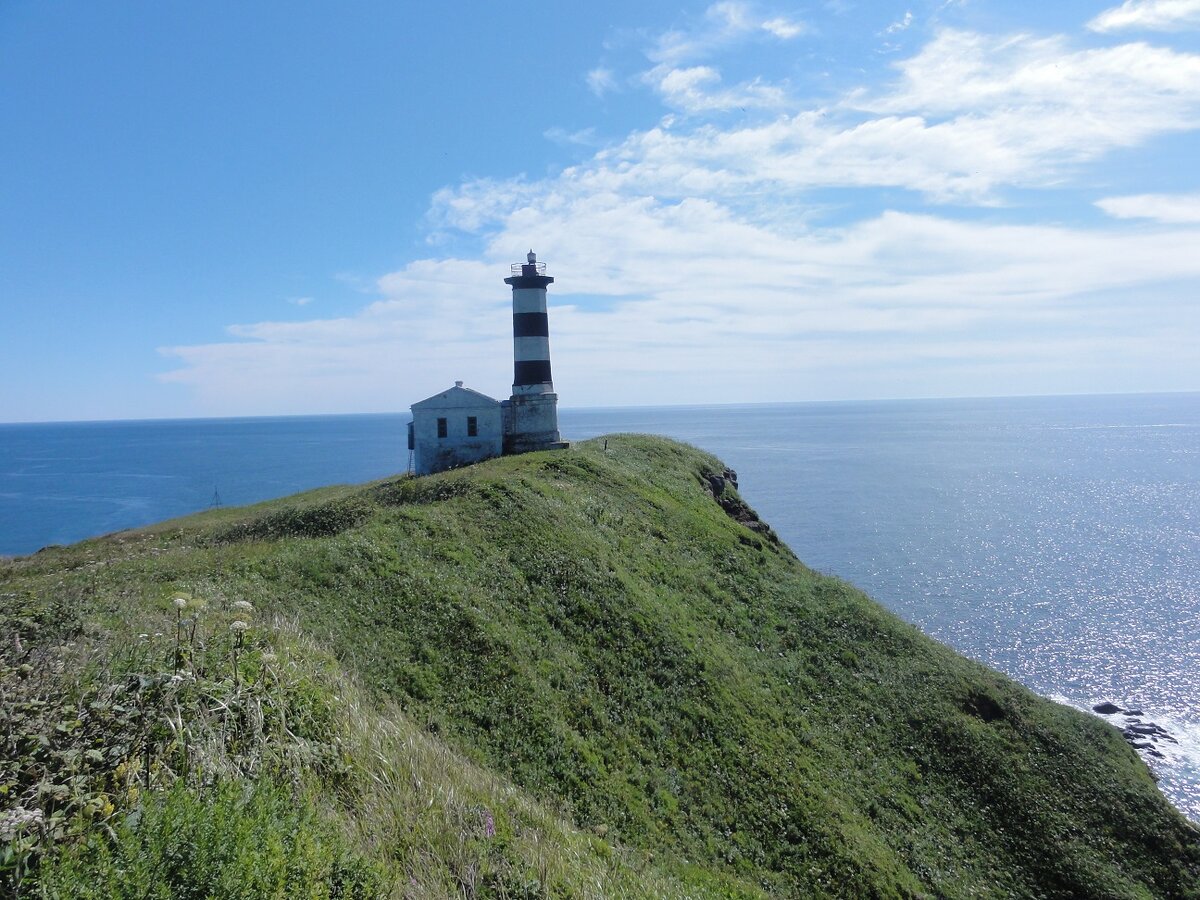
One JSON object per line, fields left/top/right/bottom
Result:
{"left": 514, "top": 336, "right": 550, "bottom": 360}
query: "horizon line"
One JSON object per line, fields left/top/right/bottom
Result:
{"left": 2, "top": 388, "right": 1198, "bottom": 428}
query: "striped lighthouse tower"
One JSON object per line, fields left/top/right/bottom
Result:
{"left": 501, "top": 250, "right": 568, "bottom": 454}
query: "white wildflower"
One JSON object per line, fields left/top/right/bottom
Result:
{"left": 231, "top": 601, "right": 254, "bottom": 613}
{"left": 230, "top": 620, "right": 250, "bottom": 633}
{"left": 172, "top": 597, "right": 187, "bottom": 610}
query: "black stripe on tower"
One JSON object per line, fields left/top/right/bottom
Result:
{"left": 513, "top": 312, "right": 550, "bottom": 337}
{"left": 504, "top": 274, "right": 554, "bottom": 289}
{"left": 515, "top": 360, "right": 552, "bottom": 385}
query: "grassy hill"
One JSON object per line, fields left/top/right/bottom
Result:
{"left": 2, "top": 435, "right": 1197, "bottom": 898}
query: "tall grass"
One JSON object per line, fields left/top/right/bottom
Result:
{"left": 1, "top": 582, "right": 733, "bottom": 898}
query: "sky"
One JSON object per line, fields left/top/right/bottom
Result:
{"left": 2, "top": 0, "right": 1199, "bottom": 422}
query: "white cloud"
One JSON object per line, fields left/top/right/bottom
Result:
{"left": 874, "top": 29, "right": 1200, "bottom": 116}
{"left": 421, "top": 24, "right": 1200, "bottom": 226}
{"left": 287, "top": 296, "right": 314, "bottom": 306}
{"left": 160, "top": 22, "right": 1200, "bottom": 412}
{"left": 761, "top": 16, "right": 807, "bottom": 39}
{"left": 560, "top": 30, "right": 1200, "bottom": 205}
{"left": 599, "top": 4, "right": 806, "bottom": 120}
{"left": 885, "top": 11, "right": 914, "bottom": 34}
{"left": 544, "top": 126, "right": 599, "bottom": 147}
{"left": 643, "top": 64, "right": 788, "bottom": 113}
{"left": 161, "top": 196, "right": 1200, "bottom": 411}
{"left": 429, "top": 177, "right": 536, "bottom": 233}
{"left": 1088, "top": 0, "right": 1200, "bottom": 32}
{"left": 586, "top": 67, "right": 617, "bottom": 98}
{"left": 651, "top": 1, "right": 807, "bottom": 64}
{"left": 846, "top": 30, "right": 1200, "bottom": 197}
{"left": 1096, "top": 192, "right": 1200, "bottom": 223}
{"left": 160, "top": 259, "right": 514, "bottom": 414}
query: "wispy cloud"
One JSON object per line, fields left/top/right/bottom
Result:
{"left": 160, "top": 259, "right": 511, "bottom": 414}
{"left": 849, "top": 29, "right": 1200, "bottom": 196}
{"left": 544, "top": 126, "right": 599, "bottom": 147}
{"left": 643, "top": 64, "right": 788, "bottom": 113}
{"left": 885, "top": 11, "right": 914, "bottom": 34}
{"left": 578, "top": 28, "right": 1200, "bottom": 203}
{"left": 160, "top": 202, "right": 1200, "bottom": 411}
{"left": 1097, "top": 192, "right": 1200, "bottom": 222}
{"left": 161, "top": 17, "right": 1200, "bottom": 412}
{"left": 586, "top": 67, "right": 617, "bottom": 98}
{"left": 1088, "top": 0, "right": 1200, "bottom": 33}
{"left": 651, "top": 1, "right": 806, "bottom": 64}
{"left": 592, "top": 4, "right": 808, "bottom": 119}
{"left": 867, "top": 29, "right": 1200, "bottom": 119}
{"left": 761, "top": 16, "right": 807, "bottom": 39}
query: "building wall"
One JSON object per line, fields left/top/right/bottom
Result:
{"left": 412, "top": 397, "right": 503, "bottom": 476}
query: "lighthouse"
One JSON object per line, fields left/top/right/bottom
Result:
{"left": 501, "top": 251, "right": 567, "bottom": 454}
{"left": 407, "top": 251, "right": 568, "bottom": 475}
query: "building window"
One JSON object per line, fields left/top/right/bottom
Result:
{"left": 437, "top": 417, "right": 447, "bottom": 438}
{"left": 467, "top": 416, "right": 478, "bottom": 437}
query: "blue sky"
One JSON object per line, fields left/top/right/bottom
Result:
{"left": 2, "top": 0, "right": 1199, "bottom": 422}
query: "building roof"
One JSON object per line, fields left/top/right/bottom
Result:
{"left": 411, "top": 383, "right": 501, "bottom": 411}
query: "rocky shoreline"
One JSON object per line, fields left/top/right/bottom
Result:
{"left": 1093, "top": 702, "right": 1179, "bottom": 761}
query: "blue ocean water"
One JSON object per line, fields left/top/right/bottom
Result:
{"left": 0, "top": 415, "right": 406, "bottom": 553}
{"left": 2, "top": 393, "right": 1198, "bottom": 819}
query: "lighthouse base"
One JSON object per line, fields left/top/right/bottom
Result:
{"left": 502, "top": 393, "right": 569, "bottom": 455}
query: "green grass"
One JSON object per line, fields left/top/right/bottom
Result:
{"left": 2, "top": 435, "right": 1198, "bottom": 898}
{"left": 37, "top": 781, "right": 381, "bottom": 900}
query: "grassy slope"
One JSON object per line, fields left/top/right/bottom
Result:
{"left": 2, "top": 435, "right": 1198, "bottom": 898}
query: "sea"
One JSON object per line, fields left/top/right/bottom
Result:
{"left": 2, "top": 393, "right": 1198, "bottom": 821}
